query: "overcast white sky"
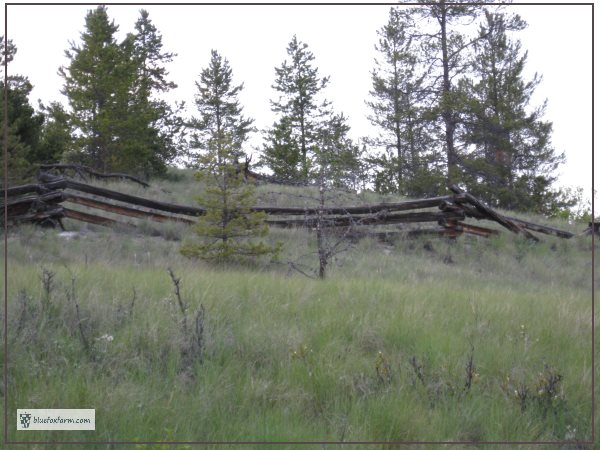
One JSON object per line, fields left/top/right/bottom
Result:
{"left": 3, "top": 2, "right": 594, "bottom": 203}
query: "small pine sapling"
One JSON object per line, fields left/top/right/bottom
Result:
{"left": 180, "top": 135, "right": 281, "bottom": 263}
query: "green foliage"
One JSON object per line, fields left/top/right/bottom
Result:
{"left": 366, "top": 7, "right": 441, "bottom": 196}
{"left": 0, "top": 37, "right": 52, "bottom": 183}
{"left": 37, "top": 101, "right": 73, "bottom": 165}
{"left": 188, "top": 49, "right": 254, "bottom": 166}
{"left": 461, "top": 11, "right": 564, "bottom": 212}
{"left": 264, "top": 35, "right": 331, "bottom": 182}
{"left": 316, "top": 113, "right": 366, "bottom": 191}
{"left": 128, "top": 9, "right": 185, "bottom": 176}
{"left": 180, "top": 137, "right": 280, "bottom": 263}
{"left": 0, "top": 76, "right": 44, "bottom": 183}
{"left": 59, "top": 6, "right": 182, "bottom": 176}
{"left": 261, "top": 117, "right": 303, "bottom": 182}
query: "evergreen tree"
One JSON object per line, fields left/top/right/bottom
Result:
{"left": 366, "top": 7, "right": 443, "bottom": 196}
{"left": 1, "top": 37, "right": 47, "bottom": 183}
{"left": 129, "top": 9, "right": 184, "bottom": 176}
{"left": 316, "top": 113, "right": 365, "bottom": 191}
{"left": 189, "top": 50, "right": 254, "bottom": 167}
{"left": 59, "top": 6, "right": 183, "bottom": 176}
{"left": 261, "top": 117, "right": 302, "bottom": 182}
{"left": 36, "top": 101, "right": 72, "bottom": 166}
{"left": 180, "top": 134, "right": 280, "bottom": 263}
{"left": 413, "top": 0, "right": 487, "bottom": 185}
{"left": 265, "top": 35, "right": 331, "bottom": 181}
{"left": 59, "top": 6, "right": 134, "bottom": 172}
{"left": 462, "top": 11, "right": 565, "bottom": 213}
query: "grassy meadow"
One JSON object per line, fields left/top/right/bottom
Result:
{"left": 2, "top": 172, "right": 595, "bottom": 447}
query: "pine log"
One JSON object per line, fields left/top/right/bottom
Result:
{"left": 36, "top": 174, "right": 206, "bottom": 217}
{"left": 64, "top": 193, "right": 195, "bottom": 224}
{"left": 39, "top": 164, "right": 150, "bottom": 187}
{"left": 255, "top": 195, "right": 457, "bottom": 215}
{"left": 267, "top": 210, "right": 465, "bottom": 228}
{"left": 63, "top": 207, "right": 129, "bottom": 227}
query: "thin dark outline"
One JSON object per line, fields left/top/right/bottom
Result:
{"left": 2, "top": 1, "right": 595, "bottom": 446}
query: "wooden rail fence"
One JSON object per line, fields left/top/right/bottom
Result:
{"left": 3, "top": 172, "right": 576, "bottom": 242}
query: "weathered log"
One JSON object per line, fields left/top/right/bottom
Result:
{"left": 39, "top": 164, "right": 150, "bottom": 187}
{"left": 3, "top": 190, "right": 65, "bottom": 210}
{"left": 63, "top": 207, "right": 130, "bottom": 227}
{"left": 405, "top": 228, "right": 462, "bottom": 239}
{"left": 443, "top": 221, "right": 499, "bottom": 238}
{"left": 452, "top": 196, "right": 573, "bottom": 239}
{"left": 266, "top": 210, "right": 466, "bottom": 228}
{"left": 4, "top": 179, "right": 67, "bottom": 197}
{"left": 506, "top": 216, "right": 574, "bottom": 239}
{"left": 255, "top": 195, "right": 458, "bottom": 216}
{"left": 37, "top": 174, "right": 206, "bottom": 217}
{"left": 449, "top": 188, "right": 538, "bottom": 241}
{"left": 8, "top": 206, "right": 65, "bottom": 224}
{"left": 64, "top": 193, "right": 195, "bottom": 224}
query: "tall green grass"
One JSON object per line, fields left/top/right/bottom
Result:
{"left": 2, "top": 175, "right": 595, "bottom": 446}
{"left": 2, "top": 223, "right": 592, "bottom": 448}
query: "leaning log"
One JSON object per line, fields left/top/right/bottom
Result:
{"left": 505, "top": 216, "right": 574, "bottom": 239}
{"left": 449, "top": 185, "right": 538, "bottom": 241}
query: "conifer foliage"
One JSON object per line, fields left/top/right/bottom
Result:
{"left": 59, "top": 6, "right": 182, "bottom": 176}
{"left": 189, "top": 50, "right": 254, "bottom": 167}
{"left": 180, "top": 135, "right": 280, "bottom": 263}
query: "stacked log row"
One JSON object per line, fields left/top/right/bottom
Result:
{"left": 3, "top": 173, "right": 575, "bottom": 242}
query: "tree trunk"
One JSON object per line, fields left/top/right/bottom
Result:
{"left": 440, "top": 1, "right": 458, "bottom": 184}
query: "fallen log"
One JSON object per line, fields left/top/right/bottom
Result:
{"left": 448, "top": 185, "right": 538, "bottom": 241}
{"left": 505, "top": 216, "right": 574, "bottom": 239}
{"left": 450, "top": 196, "right": 573, "bottom": 239}
{"left": 39, "top": 164, "right": 150, "bottom": 188}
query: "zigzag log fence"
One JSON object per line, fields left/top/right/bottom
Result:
{"left": 3, "top": 171, "right": 577, "bottom": 242}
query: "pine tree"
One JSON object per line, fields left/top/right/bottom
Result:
{"left": 59, "top": 6, "right": 134, "bottom": 172}
{"left": 36, "top": 101, "right": 72, "bottom": 166}
{"left": 180, "top": 134, "right": 280, "bottom": 263}
{"left": 129, "top": 9, "right": 184, "bottom": 176}
{"left": 1, "top": 37, "right": 46, "bottom": 183}
{"left": 418, "top": 1, "right": 486, "bottom": 185}
{"left": 462, "top": 11, "right": 565, "bottom": 213}
{"left": 261, "top": 117, "right": 302, "bottom": 182}
{"left": 265, "top": 35, "right": 331, "bottom": 181}
{"left": 366, "top": 7, "right": 443, "bottom": 196}
{"left": 317, "top": 113, "right": 365, "bottom": 191}
{"left": 189, "top": 50, "right": 254, "bottom": 167}
{"left": 59, "top": 7, "right": 183, "bottom": 176}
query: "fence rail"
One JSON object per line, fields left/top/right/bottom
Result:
{"left": 3, "top": 172, "right": 577, "bottom": 241}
